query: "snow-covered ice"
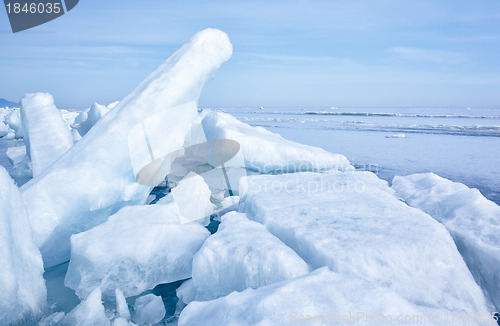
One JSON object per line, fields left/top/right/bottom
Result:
{"left": 59, "top": 109, "right": 80, "bottom": 131}
{"left": 0, "top": 26, "right": 497, "bottom": 326}
{"left": 19, "top": 93, "right": 73, "bottom": 177}
{"left": 0, "top": 121, "right": 9, "bottom": 138}
{"left": 72, "top": 102, "right": 113, "bottom": 137}
{"left": 239, "top": 171, "right": 492, "bottom": 313}
{"left": 7, "top": 148, "right": 32, "bottom": 186}
{"left": 0, "top": 166, "right": 46, "bottom": 325}
{"left": 4, "top": 108, "right": 24, "bottom": 138}
{"left": 6, "top": 144, "right": 28, "bottom": 166}
{"left": 20, "top": 28, "right": 232, "bottom": 267}
{"left": 112, "top": 318, "right": 136, "bottom": 326}
{"left": 212, "top": 195, "right": 240, "bottom": 221}
{"left": 0, "top": 107, "right": 13, "bottom": 138}
{"left": 169, "top": 172, "right": 215, "bottom": 224}
{"left": 179, "top": 267, "right": 497, "bottom": 326}
{"left": 192, "top": 212, "right": 309, "bottom": 301}
{"left": 4, "top": 141, "right": 32, "bottom": 186}
{"left": 60, "top": 287, "right": 109, "bottom": 326}
{"left": 386, "top": 133, "right": 406, "bottom": 138}
{"left": 219, "top": 195, "right": 239, "bottom": 210}
{"left": 132, "top": 294, "right": 165, "bottom": 325}
{"left": 233, "top": 107, "right": 500, "bottom": 205}
{"left": 392, "top": 172, "right": 500, "bottom": 311}
{"left": 200, "top": 110, "right": 352, "bottom": 173}
{"left": 64, "top": 204, "right": 210, "bottom": 299}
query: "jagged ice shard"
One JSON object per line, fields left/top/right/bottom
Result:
{"left": 20, "top": 28, "right": 233, "bottom": 267}
{"left": 20, "top": 93, "right": 73, "bottom": 177}
{"left": 0, "top": 166, "right": 46, "bottom": 325}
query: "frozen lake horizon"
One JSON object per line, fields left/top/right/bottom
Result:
{"left": 2, "top": 105, "right": 499, "bottom": 205}
{"left": 215, "top": 106, "right": 500, "bottom": 205}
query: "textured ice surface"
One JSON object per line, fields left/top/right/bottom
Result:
{"left": 169, "top": 172, "right": 216, "bottom": 224}
{"left": 60, "top": 287, "right": 109, "bottom": 326}
{"left": 392, "top": 173, "right": 500, "bottom": 311}
{"left": 65, "top": 204, "right": 210, "bottom": 299}
{"left": 19, "top": 93, "right": 73, "bottom": 177}
{"left": 4, "top": 143, "right": 32, "bottom": 186}
{"left": 132, "top": 294, "right": 165, "bottom": 325}
{"left": 112, "top": 317, "right": 136, "bottom": 326}
{"left": 175, "top": 279, "right": 196, "bottom": 315}
{"left": 239, "top": 171, "right": 492, "bottom": 314}
{"left": 0, "top": 122, "right": 9, "bottom": 138}
{"left": 0, "top": 107, "right": 13, "bottom": 138}
{"left": 20, "top": 28, "right": 232, "bottom": 267}
{"left": 192, "top": 212, "right": 309, "bottom": 301}
{"left": 212, "top": 195, "right": 240, "bottom": 221}
{"left": 38, "top": 312, "right": 65, "bottom": 326}
{"left": 0, "top": 166, "right": 46, "bottom": 325}
{"left": 179, "top": 267, "right": 497, "bottom": 326}
{"left": 115, "top": 289, "right": 130, "bottom": 320}
{"left": 112, "top": 288, "right": 135, "bottom": 325}
{"left": 219, "top": 195, "right": 239, "bottom": 210}
{"left": 200, "top": 110, "right": 352, "bottom": 173}
{"left": 59, "top": 109, "right": 79, "bottom": 130}
{"left": 6, "top": 145, "right": 27, "bottom": 166}
{"left": 4, "top": 108, "right": 23, "bottom": 138}
{"left": 72, "top": 102, "right": 112, "bottom": 137}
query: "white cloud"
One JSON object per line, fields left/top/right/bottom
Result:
{"left": 390, "top": 47, "right": 468, "bottom": 64}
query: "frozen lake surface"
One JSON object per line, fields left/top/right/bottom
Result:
{"left": 217, "top": 107, "right": 500, "bottom": 204}
{"left": 1, "top": 106, "right": 498, "bottom": 204}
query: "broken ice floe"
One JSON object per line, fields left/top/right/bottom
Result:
{"left": 393, "top": 172, "right": 500, "bottom": 312}
{"left": 20, "top": 28, "right": 233, "bottom": 268}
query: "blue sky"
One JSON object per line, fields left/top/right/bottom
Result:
{"left": 1, "top": 0, "right": 499, "bottom": 109}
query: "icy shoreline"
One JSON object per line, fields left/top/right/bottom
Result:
{"left": 1, "top": 28, "right": 499, "bottom": 326}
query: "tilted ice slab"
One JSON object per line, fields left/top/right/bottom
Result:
{"left": 65, "top": 204, "right": 210, "bottom": 299}
{"left": 180, "top": 267, "right": 496, "bottom": 326}
{"left": 200, "top": 110, "right": 352, "bottom": 173}
{"left": 20, "top": 93, "right": 73, "bottom": 177}
{"left": 192, "top": 212, "right": 309, "bottom": 301}
{"left": 0, "top": 166, "right": 46, "bottom": 325}
{"left": 392, "top": 173, "right": 500, "bottom": 312}
{"left": 20, "top": 28, "right": 232, "bottom": 267}
{"left": 239, "top": 171, "right": 493, "bottom": 315}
